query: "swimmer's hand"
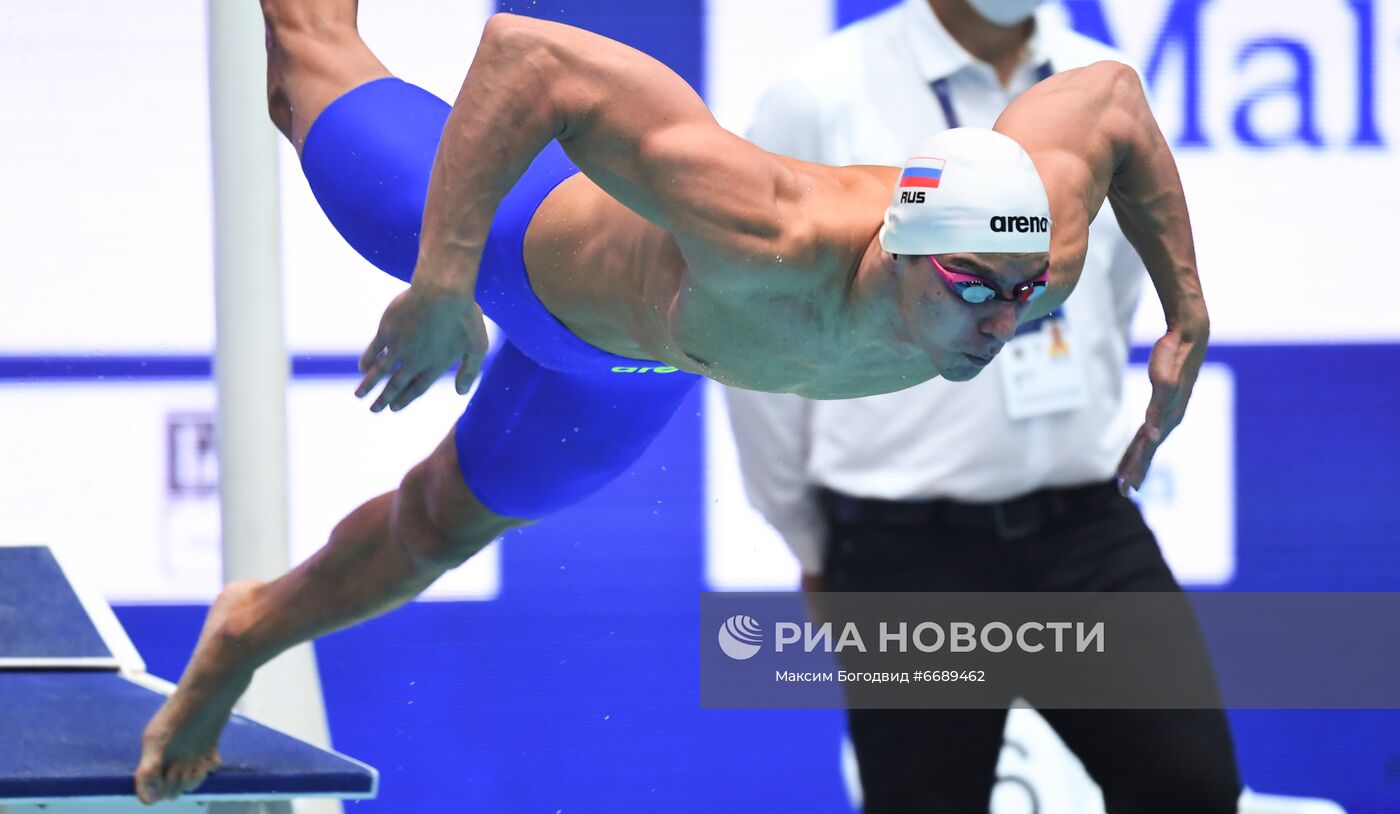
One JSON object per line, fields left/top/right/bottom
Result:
{"left": 356, "top": 283, "right": 489, "bottom": 412}
{"left": 1116, "top": 320, "right": 1208, "bottom": 495}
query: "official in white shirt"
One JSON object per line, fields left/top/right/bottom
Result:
{"left": 725, "top": 1, "right": 1240, "bottom": 811}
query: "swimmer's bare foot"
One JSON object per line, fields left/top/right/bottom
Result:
{"left": 134, "top": 580, "right": 263, "bottom": 805}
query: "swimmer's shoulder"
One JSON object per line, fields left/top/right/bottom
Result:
{"left": 668, "top": 156, "right": 886, "bottom": 296}
{"left": 764, "top": 157, "right": 896, "bottom": 230}
{"left": 1007, "top": 18, "right": 1145, "bottom": 127}
{"left": 787, "top": 161, "right": 898, "bottom": 226}
{"left": 773, "top": 158, "right": 897, "bottom": 265}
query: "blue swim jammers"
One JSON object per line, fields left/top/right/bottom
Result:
{"left": 299, "top": 77, "right": 699, "bottom": 518}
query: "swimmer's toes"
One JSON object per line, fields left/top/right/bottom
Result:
{"left": 175, "top": 761, "right": 210, "bottom": 796}
{"left": 135, "top": 735, "right": 169, "bottom": 803}
{"left": 134, "top": 770, "right": 160, "bottom": 805}
{"left": 137, "top": 773, "right": 170, "bottom": 805}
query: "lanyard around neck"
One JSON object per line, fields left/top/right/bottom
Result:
{"left": 930, "top": 60, "right": 1054, "bottom": 129}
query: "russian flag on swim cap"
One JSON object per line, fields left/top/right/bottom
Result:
{"left": 899, "top": 157, "right": 946, "bottom": 189}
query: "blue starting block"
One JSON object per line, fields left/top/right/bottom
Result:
{"left": 0, "top": 545, "right": 376, "bottom": 813}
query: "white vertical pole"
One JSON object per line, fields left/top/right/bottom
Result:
{"left": 206, "top": 4, "right": 340, "bottom": 814}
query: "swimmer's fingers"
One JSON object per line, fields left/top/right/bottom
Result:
{"left": 453, "top": 361, "right": 474, "bottom": 395}
{"left": 1117, "top": 374, "right": 1174, "bottom": 493}
{"left": 1115, "top": 421, "right": 1162, "bottom": 495}
{"left": 358, "top": 296, "right": 403, "bottom": 386}
{"left": 455, "top": 305, "right": 489, "bottom": 395}
{"left": 1117, "top": 327, "right": 1206, "bottom": 493}
{"left": 389, "top": 371, "right": 437, "bottom": 412}
{"left": 359, "top": 334, "right": 389, "bottom": 375}
{"left": 454, "top": 350, "right": 483, "bottom": 395}
{"left": 356, "top": 346, "right": 400, "bottom": 401}
{"left": 359, "top": 286, "right": 424, "bottom": 405}
{"left": 370, "top": 360, "right": 425, "bottom": 413}
{"left": 362, "top": 288, "right": 486, "bottom": 411}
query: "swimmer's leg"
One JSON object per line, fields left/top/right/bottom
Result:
{"left": 263, "top": 0, "right": 451, "bottom": 284}
{"left": 136, "top": 425, "right": 528, "bottom": 804}
{"left": 261, "top": 0, "right": 391, "bottom": 150}
{"left": 138, "top": 11, "right": 500, "bottom": 778}
{"left": 136, "top": 341, "right": 698, "bottom": 801}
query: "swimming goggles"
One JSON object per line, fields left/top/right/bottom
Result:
{"left": 926, "top": 254, "right": 1049, "bottom": 305}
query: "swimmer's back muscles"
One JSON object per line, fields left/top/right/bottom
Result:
{"left": 420, "top": 13, "right": 825, "bottom": 289}
{"left": 356, "top": 13, "right": 855, "bottom": 409}
{"left": 352, "top": 18, "right": 862, "bottom": 409}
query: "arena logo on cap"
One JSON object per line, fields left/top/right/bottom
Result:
{"left": 989, "top": 215, "right": 1050, "bottom": 234}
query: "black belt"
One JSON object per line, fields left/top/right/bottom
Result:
{"left": 818, "top": 481, "right": 1120, "bottom": 541}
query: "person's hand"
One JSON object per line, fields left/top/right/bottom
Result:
{"left": 1116, "top": 318, "right": 1208, "bottom": 494}
{"left": 356, "top": 282, "right": 489, "bottom": 412}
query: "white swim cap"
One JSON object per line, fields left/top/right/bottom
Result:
{"left": 878, "top": 128, "right": 1052, "bottom": 256}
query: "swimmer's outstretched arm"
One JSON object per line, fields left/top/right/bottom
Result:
{"left": 356, "top": 12, "right": 809, "bottom": 412}
{"left": 995, "top": 61, "right": 1209, "bottom": 492}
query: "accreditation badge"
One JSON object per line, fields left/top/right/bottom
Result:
{"left": 999, "top": 310, "right": 1089, "bottom": 420}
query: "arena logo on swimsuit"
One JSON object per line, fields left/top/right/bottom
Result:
{"left": 610, "top": 365, "right": 681, "bottom": 374}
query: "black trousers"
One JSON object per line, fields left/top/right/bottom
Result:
{"left": 821, "top": 482, "right": 1241, "bottom": 814}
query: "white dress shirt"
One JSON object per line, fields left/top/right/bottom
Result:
{"left": 724, "top": 0, "right": 1148, "bottom": 573}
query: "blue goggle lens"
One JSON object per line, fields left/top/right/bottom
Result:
{"left": 957, "top": 283, "right": 997, "bottom": 304}
{"left": 1018, "top": 282, "right": 1047, "bottom": 304}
